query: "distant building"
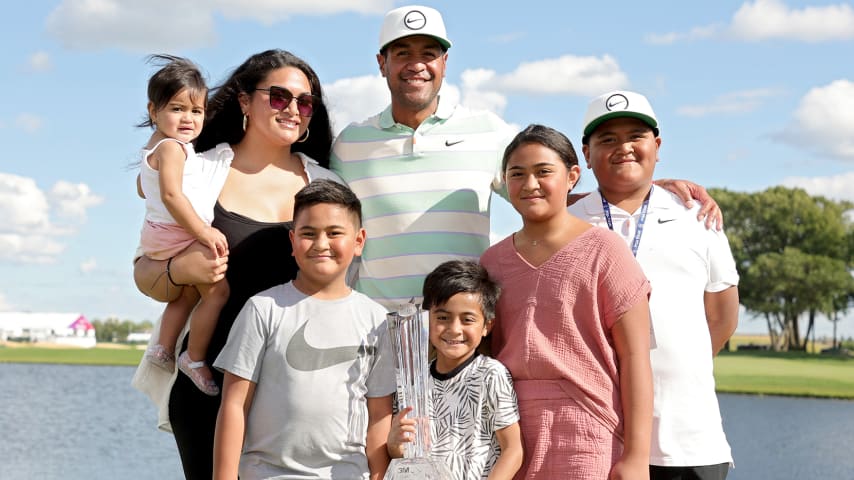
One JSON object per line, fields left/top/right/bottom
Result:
{"left": 0, "top": 312, "right": 96, "bottom": 348}
{"left": 126, "top": 332, "right": 152, "bottom": 343}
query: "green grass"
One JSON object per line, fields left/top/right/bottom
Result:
{"left": 0, "top": 345, "right": 144, "bottom": 366}
{"left": 714, "top": 350, "right": 854, "bottom": 399}
{"left": 3, "top": 342, "right": 853, "bottom": 399}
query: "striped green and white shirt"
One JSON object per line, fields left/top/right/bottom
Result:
{"left": 331, "top": 99, "right": 516, "bottom": 310}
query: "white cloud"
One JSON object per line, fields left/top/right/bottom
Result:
{"left": 49, "top": 181, "right": 105, "bottom": 222}
{"left": 487, "top": 32, "right": 526, "bottom": 44}
{"left": 0, "top": 174, "right": 51, "bottom": 234}
{"left": 324, "top": 74, "right": 390, "bottom": 135}
{"left": 0, "top": 173, "right": 101, "bottom": 264}
{"left": 676, "top": 87, "right": 786, "bottom": 117}
{"left": 46, "top": 0, "right": 216, "bottom": 52}
{"left": 0, "top": 234, "right": 66, "bottom": 264}
{"left": 80, "top": 258, "right": 97, "bottom": 273}
{"left": 15, "top": 114, "right": 43, "bottom": 133}
{"left": 490, "top": 55, "right": 628, "bottom": 96}
{"left": 730, "top": 0, "right": 854, "bottom": 42}
{"left": 0, "top": 292, "right": 11, "bottom": 310}
{"left": 774, "top": 80, "right": 854, "bottom": 161}
{"left": 645, "top": 32, "right": 680, "bottom": 45}
{"left": 46, "top": 0, "right": 391, "bottom": 52}
{"left": 460, "top": 69, "right": 507, "bottom": 115}
{"left": 645, "top": 25, "right": 720, "bottom": 45}
{"left": 28, "top": 51, "right": 52, "bottom": 72}
{"left": 780, "top": 171, "right": 854, "bottom": 201}
{"left": 438, "top": 83, "right": 462, "bottom": 112}
{"left": 646, "top": 0, "right": 854, "bottom": 44}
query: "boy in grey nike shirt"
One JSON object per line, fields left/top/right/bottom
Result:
{"left": 213, "top": 179, "right": 396, "bottom": 480}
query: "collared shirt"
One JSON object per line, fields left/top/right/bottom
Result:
{"left": 570, "top": 187, "right": 739, "bottom": 466}
{"left": 331, "top": 98, "right": 516, "bottom": 309}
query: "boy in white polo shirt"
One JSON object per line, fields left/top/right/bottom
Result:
{"left": 568, "top": 90, "right": 740, "bottom": 480}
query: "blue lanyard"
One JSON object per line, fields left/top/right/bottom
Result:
{"left": 600, "top": 187, "right": 652, "bottom": 258}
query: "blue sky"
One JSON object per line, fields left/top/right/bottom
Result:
{"left": 1, "top": 0, "right": 853, "bottom": 338}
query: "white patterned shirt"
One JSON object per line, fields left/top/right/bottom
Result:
{"left": 428, "top": 353, "right": 520, "bottom": 480}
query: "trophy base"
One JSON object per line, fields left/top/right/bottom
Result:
{"left": 384, "top": 457, "right": 452, "bottom": 480}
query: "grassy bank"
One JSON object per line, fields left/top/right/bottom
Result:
{"left": 2, "top": 339, "right": 853, "bottom": 399}
{"left": 714, "top": 350, "right": 854, "bottom": 399}
{"left": 0, "top": 342, "right": 144, "bottom": 366}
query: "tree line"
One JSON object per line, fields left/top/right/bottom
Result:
{"left": 90, "top": 317, "right": 153, "bottom": 343}
{"left": 712, "top": 186, "right": 854, "bottom": 351}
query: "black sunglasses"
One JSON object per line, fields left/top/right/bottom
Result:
{"left": 254, "top": 86, "right": 318, "bottom": 117}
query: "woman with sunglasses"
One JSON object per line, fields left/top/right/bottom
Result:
{"left": 131, "top": 49, "right": 343, "bottom": 479}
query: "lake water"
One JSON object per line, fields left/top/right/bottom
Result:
{"left": 0, "top": 363, "right": 182, "bottom": 479}
{"left": 1, "top": 363, "right": 852, "bottom": 479}
{"left": 720, "top": 394, "right": 854, "bottom": 479}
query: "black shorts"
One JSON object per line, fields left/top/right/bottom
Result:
{"left": 650, "top": 462, "right": 730, "bottom": 480}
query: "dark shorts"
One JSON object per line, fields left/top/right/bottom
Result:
{"left": 650, "top": 462, "right": 730, "bottom": 480}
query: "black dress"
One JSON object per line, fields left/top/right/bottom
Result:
{"left": 168, "top": 202, "right": 297, "bottom": 479}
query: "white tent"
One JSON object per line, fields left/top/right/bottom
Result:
{"left": 0, "top": 312, "right": 96, "bottom": 348}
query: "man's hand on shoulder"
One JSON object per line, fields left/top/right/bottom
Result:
{"left": 654, "top": 178, "right": 723, "bottom": 230}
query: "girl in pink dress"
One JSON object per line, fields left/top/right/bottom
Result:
{"left": 480, "top": 124, "right": 653, "bottom": 480}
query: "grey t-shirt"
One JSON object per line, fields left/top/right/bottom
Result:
{"left": 215, "top": 282, "right": 396, "bottom": 480}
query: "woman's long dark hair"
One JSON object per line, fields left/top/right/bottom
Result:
{"left": 196, "top": 49, "right": 333, "bottom": 167}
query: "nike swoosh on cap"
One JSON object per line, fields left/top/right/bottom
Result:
{"left": 445, "top": 139, "right": 464, "bottom": 147}
{"left": 286, "top": 320, "right": 375, "bottom": 371}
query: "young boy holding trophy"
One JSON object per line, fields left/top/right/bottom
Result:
{"left": 387, "top": 260, "right": 523, "bottom": 480}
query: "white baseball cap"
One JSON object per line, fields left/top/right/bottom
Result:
{"left": 582, "top": 90, "right": 659, "bottom": 143}
{"left": 379, "top": 5, "right": 452, "bottom": 51}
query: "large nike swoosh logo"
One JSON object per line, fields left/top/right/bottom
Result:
{"left": 286, "top": 320, "right": 375, "bottom": 371}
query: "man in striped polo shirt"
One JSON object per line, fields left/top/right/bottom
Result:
{"left": 331, "top": 5, "right": 516, "bottom": 310}
{"left": 331, "top": 5, "right": 720, "bottom": 311}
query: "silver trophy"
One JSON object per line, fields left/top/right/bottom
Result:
{"left": 384, "top": 302, "right": 451, "bottom": 480}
